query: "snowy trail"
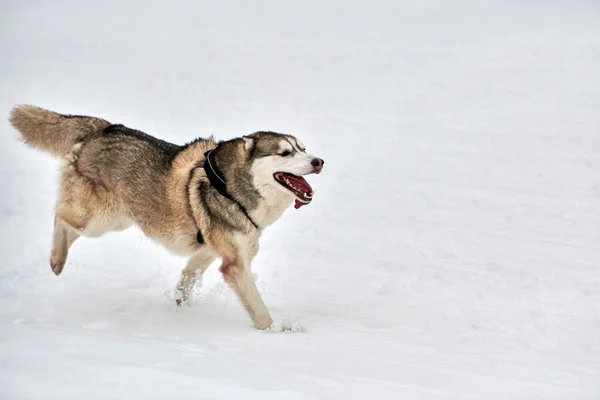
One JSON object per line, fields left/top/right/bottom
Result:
{"left": 2, "top": 1, "right": 600, "bottom": 398}
{"left": 3, "top": 314, "right": 596, "bottom": 399}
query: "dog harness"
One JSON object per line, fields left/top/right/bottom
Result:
{"left": 203, "top": 149, "right": 260, "bottom": 230}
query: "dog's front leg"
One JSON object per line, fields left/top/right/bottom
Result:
{"left": 221, "top": 259, "right": 273, "bottom": 329}
{"left": 175, "top": 248, "right": 218, "bottom": 305}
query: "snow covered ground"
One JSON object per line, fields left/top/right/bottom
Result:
{"left": 2, "top": 1, "right": 600, "bottom": 398}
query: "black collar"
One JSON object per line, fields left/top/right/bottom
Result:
{"left": 203, "top": 149, "right": 259, "bottom": 230}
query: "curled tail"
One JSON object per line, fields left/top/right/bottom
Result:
{"left": 9, "top": 105, "right": 111, "bottom": 157}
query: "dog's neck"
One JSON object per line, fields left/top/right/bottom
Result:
{"left": 249, "top": 184, "right": 294, "bottom": 228}
{"left": 203, "top": 148, "right": 260, "bottom": 229}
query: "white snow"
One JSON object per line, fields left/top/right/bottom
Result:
{"left": 2, "top": 1, "right": 600, "bottom": 398}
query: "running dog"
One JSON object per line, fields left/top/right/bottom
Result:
{"left": 9, "top": 105, "right": 324, "bottom": 330}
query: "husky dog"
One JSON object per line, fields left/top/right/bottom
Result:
{"left": 9, "top": 105, "right": 324, "bottom": 330}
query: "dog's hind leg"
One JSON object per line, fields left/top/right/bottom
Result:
{"left": 50, "top": 152, "right": 123, "bottom": 275}
{"left": 50, "top": 217, "right": 80, "bottom": 276}
{"left": 175, "top": 249, "right": 218, "bottom": 305}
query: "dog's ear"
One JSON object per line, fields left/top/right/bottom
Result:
{"left": 242, "top": 136, "right": 254, "bottom": 150}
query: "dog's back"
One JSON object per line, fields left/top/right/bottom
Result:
{"left": 78, "top": 123, "right": 182, "bottom": 187}
{"left": 74, "top": 124, "right": 184, "bottom": 224}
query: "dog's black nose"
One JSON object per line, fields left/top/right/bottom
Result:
{"left": 311, "top": 158, "right": 324, "bottom": 172}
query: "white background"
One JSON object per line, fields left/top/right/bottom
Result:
{"left": 1, "top": 1, "right": 599, "bottom": 398}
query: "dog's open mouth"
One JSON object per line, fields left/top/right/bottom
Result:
{"left": 273, "top": 172, "right": 314, "bottom": 209}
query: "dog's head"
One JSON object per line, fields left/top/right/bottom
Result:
{"left": 242, "top": 131, "right": 324, "bottom": 208}
{"left": 209, "top": 131, "right": 323, "bottom": 209}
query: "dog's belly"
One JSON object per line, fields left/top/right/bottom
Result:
{"left": 80, "top": 214, "right": 133, "bottom": 237}
{"left": 153, "top": 234, "right": 202, "bottom": 257}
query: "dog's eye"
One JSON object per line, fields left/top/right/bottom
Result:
{"left": 280, "top": 151, "right": 292, "bottom": 157}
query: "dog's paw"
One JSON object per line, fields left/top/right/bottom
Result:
{"left": 263, "top": 320, "right": 305, "bottom": 333}
{"left": 174, "top": 290, "right": 190, "bottom": 307}
{"left": 49, "top": 254, "right": 65, "bottom": 276}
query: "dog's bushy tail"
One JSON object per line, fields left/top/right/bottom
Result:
{"left": 9, "top": 105, "right": 111, "bottom": 157}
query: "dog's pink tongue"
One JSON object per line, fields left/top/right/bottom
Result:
{"left": 294, "top": 200, "right": 308, "bottom": 209}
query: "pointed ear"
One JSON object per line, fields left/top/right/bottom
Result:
{"left": 242, "top": 136, "right": 255, "bottom": 152}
